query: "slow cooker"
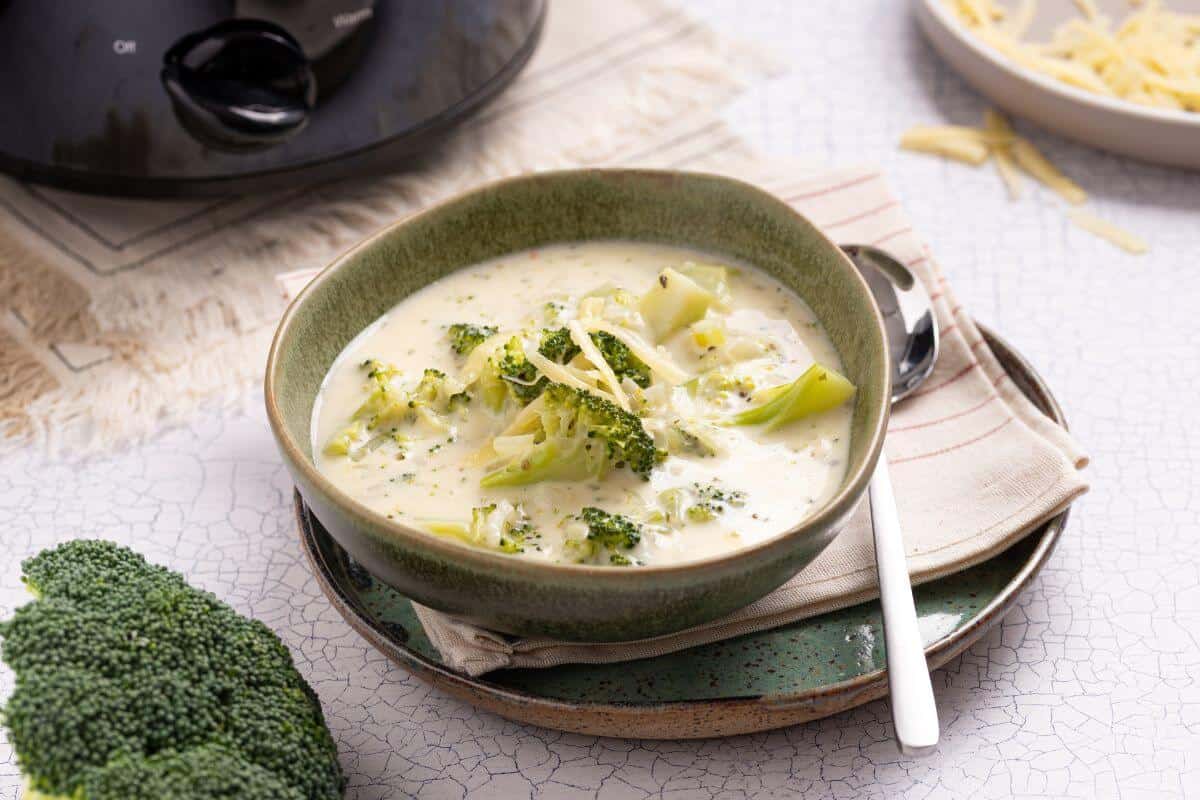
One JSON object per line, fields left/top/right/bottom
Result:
{"left": 0, "top": 1, "right": 545, "bottom": 196}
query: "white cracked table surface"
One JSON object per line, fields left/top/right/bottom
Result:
{"left": 3, "top": 2, "right": 1200, "bottom": 798}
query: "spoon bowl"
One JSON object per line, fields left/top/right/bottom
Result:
{"left": 842, "top": 244, "right": 938, "bottom": 403}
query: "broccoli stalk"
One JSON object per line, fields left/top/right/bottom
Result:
{"left": 420, "top": 503, "right": 539, "bottom": 554}
{"left": 732, "top": 363, "right": 856, "bottom": 430}
{"left": 480, "top": 384, "right": 661, "bottom": 487}
{"left": 0, "top": 540, "right": 344, "bottom": 800}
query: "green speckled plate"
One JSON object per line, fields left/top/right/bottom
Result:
{"left": 298, "top": 325, "right": 1070, "bottom": 739}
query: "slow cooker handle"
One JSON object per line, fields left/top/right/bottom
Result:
{"left": 162, "top": 20, "right": 317, "bottom": 151}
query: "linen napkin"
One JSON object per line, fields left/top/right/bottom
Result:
{"left": 281, "top": 162, "right": 1089, "bottom": 677}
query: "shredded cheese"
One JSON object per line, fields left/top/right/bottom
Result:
{"left": 947, "top": 0, "right": 1200, "bottom": 112}
{"left": 900, "top": 126, "right": 993, "bottom": 164}
{"left": 1010, "top": 138, "right": 1088, "bottom": 203}
{"left": 567, "top": 319, "right": 630, "bottom": 410}
{"left": 579, "top": 320, "right": 692, "bottom": 385}
{"left": 524, "top": 347, "right": 609, "bottom": 399}
{"left": 984, "top": 109, "right": 1025, "bottom": 198}
{"left": 1068, "top": 208, "right": 1150, "bottom": 253}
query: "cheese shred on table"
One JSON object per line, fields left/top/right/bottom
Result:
{"left": 1068, "top": 208, "right": 1150, "bottom": 253}
{"left": 899, "top": 109, "right": 1146, "bottom": 254}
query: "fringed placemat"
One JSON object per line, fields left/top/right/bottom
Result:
{"left": 0, "top": 0, "right": 776, "bottom": 456}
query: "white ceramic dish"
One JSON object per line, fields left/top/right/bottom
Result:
{"left": 916, "top": 0, "right": 1200, "bottom": 169}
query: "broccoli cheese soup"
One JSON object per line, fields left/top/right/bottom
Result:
{"left": 313, "top": 241, "right": 855, "bottom": 567}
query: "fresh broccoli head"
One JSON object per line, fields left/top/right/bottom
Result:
{"left": 480, "top": 384, "right": 662, "bottom": 487}
{"left": 447, "top": 323, "right": 498, "bottom": 355}
{"left": 0, "top": 540, "right": 345, "bottom": 800}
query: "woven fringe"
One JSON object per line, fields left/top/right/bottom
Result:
{"left": 0, "top": 325, "right": 59, "bottom": 442}
{"left": 0, "top": 222, "right": 96, "bottom": 343}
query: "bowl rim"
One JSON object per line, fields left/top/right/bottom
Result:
{"left": 265, "top": 167, "right": 891, "bottom": 580}
{"left": 918, "top": 0, "right": 1200, "bottom": 129}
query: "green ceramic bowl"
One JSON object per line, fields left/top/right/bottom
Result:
{"left": 266, "top": 169, "right": 890, "bottom": 642}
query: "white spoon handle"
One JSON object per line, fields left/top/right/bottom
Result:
{"left": 869, "top": 453, "right": 939, "bottom": 756}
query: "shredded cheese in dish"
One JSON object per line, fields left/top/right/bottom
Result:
{"left": 946, "top": 0, "right": 1200, "bottom": 112}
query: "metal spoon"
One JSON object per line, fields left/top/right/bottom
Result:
{"left": 841, "top": 243, "right": 940, "bottom": 757}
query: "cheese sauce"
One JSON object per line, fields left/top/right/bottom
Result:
{"left": 313, "top": 241, "right": 852, "bottom": 566}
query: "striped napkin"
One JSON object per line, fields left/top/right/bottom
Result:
{"left": 281, "top": 163, "right": 1089, "bottom": 677}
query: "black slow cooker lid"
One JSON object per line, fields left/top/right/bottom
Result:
{"left": 0, "top": 0, "right": 544, "bottom": 196}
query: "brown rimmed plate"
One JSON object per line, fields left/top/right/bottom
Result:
{"left": 298, "top": 324, "right": 1069, "bottom": 739}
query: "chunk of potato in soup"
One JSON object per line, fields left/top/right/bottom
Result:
{"left": 313, "top": 241, "right": 853, "bottom": 566}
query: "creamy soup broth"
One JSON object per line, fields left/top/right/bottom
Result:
{"left": 313, "top": 241, "right": 853, "bottom": 566}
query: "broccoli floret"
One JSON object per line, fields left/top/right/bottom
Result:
{"left": 412, "top": 367, "right": 469, "bottom": 413}
{"left": 448, "top": 323, "right": 498, "bottom": 355}
{"left": 655, "top": 482, "right": 746, "bottom": 524}
{"left": 0, "top": 540, "right": 345, "bottom": 800}
{"left": 494, "top": 336, "right": 543, "bottom": 405}
{"left": 499, "top": 522, "right": 539, "bottom": 554}
{"left": 537, "top": 327, "right": 580, "bottom": 364}
{"left": 538, "top": 328, "right": 651, "bottom": 388}
{"left": 543, "top": 301, "right": 567, "bottom": 324}
{"left": 352, "top": 359, "right": 407, "bottom": 430}
{"left": 588, "top": 331, "right": 652, "bottom": 387}
{"left": 58, "top": 744, "right": 299, "bottom": 800}
{"left": 474, "top": 328, "right": 653, "bottom": 410}
{"left": 480, "top": 384, "right": 662, "bottom": 487}
{"left": 567, "top": 507, "right": 641, "bottom": 565}
{"left": 731, "top": 363, "right": 855, "bottom": 430}
{"left": 333, "top": 363, "right": 466, "bottom": 450}
{"left": 420, "top": 502, "right": 538, "bottom": 555}
{"left": 575, "top": 507, "right": 641, "bottom": 550}
{"left": 686, "top": 482, "right": 747, "bottom": 522}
